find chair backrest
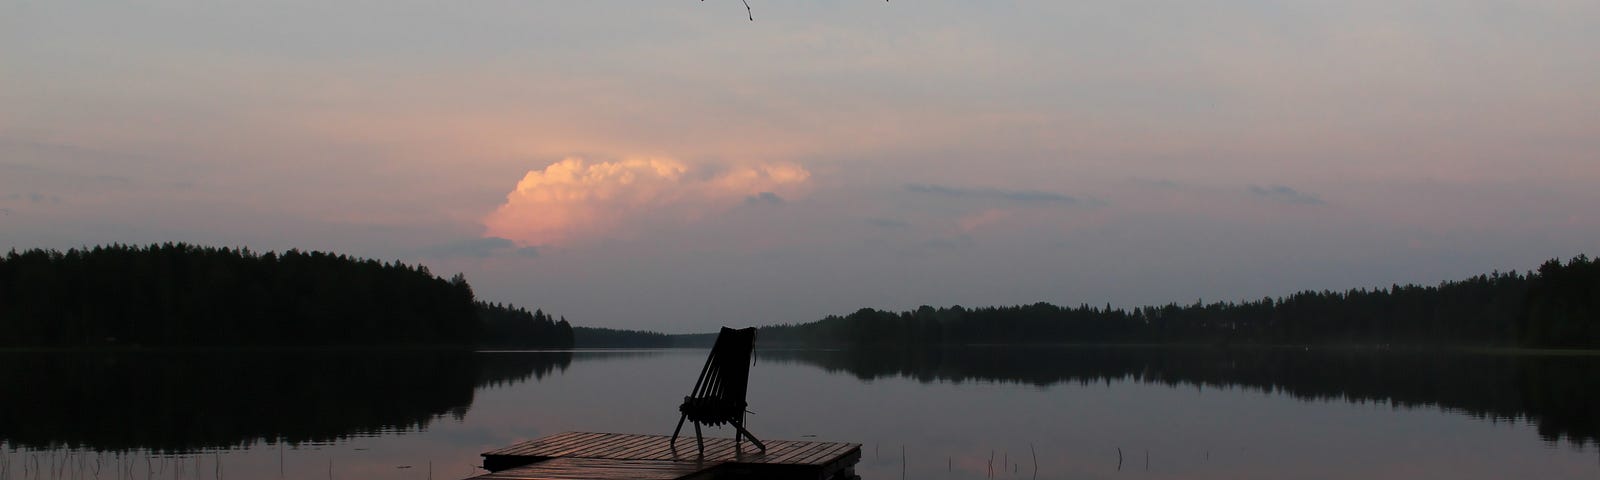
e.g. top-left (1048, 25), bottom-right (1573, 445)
top-left (686, 327), bottom-right (757, 408)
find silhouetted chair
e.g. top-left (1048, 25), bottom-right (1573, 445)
top-left (670, 326), bottom-right (766, 456)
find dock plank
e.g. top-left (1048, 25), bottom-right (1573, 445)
top-left (802, 444), bottom-right (854, 465)
top-left (772, 441), bottom-right (831, 464)
top-left (601, 432), bottom-right (662, 460)
top-left (770, 441), bottom-right (821, 463)
top-left (470, 457), bottom-right (712, 480)
top-left (597, 434), bottom-right (660, 458)
top-left (803, 443), bottom-right (851, 465)
top-left (496, 432), bottom-right (604, 457)
top-left (752, 441), bottom-right (796, 460)
top-left (544, 433), bottom-right (625, 458)
top-left (495, 431), bottom-right (592, 455)
top-left (567, 433), bottom-right (639, 457)
top-left (479, 432), bottom-right (861, 480)
top-left (763, 440), bottom-right (808, 460)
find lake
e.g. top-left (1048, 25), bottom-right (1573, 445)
top-left (2, 347), bottom-right (1596, 479)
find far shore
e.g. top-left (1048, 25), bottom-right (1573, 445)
top-left (11, 342), bottom-right (1598, 356)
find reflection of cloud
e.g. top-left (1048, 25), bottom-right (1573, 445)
top-left (484, 156), bottom-right (810, 246)
top-left (419, 237), bottom-right (539, 258)
top-left (905, 183), bottom-right (1080, 204)
top-left (1248, 185), bottom-right (1324, 205)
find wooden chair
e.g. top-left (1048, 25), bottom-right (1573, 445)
top-left (670, 326), bottom-right (766, 456)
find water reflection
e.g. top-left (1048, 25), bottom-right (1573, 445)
top-left (2, 347), bottom-right (1596, 480)
top-left (0, 350), bottom-right (571, 452)
top-left (760, 346), bottom-right (1600, 446)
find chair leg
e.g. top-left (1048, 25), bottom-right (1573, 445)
top-left (732, 421), bottom-right (766, 452)
top-left (693, 422), bottom-right (705, 457)
top-left (671, 413), bottom-right (688, 450)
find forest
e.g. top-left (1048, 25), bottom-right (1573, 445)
top-left (478, 303), bottom-right (574, 349)
top-left (4, 244), bottom-right (1594, 350)
top-left (570, 327), bottom-right (716, 348)
top-left (761, 256), bottom-right (1600, 349)
top-left (571, 326), bottom-right (673, 348)
top-left (0, 244), bottom-right (573, 348)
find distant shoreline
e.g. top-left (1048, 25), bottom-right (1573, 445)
top-left (9, 343), bottom-right (1596, 356)
top-left (758, 342), bottom-right (1600, 355)
top-left (0, 344), bottom-right (477, 353)
top-left (1, 244), bottom-right (573, 349)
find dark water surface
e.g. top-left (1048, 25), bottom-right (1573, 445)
top-left (1, 347), bottom-right (1596, 479)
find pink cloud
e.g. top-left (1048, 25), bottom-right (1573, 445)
top-left (482, 156), bottom-right (809, 247)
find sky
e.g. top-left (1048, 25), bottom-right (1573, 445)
top-left (2, 1), bottom-right (1597, 332)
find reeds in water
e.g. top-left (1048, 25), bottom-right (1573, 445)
top-left (0, 450), bottom-right (229, 480)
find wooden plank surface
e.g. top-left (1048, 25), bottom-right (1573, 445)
top-left (479, 431), bottom-right (864, 480)
top-left (486, 432), bottom-right (596, 457)
top-left (485, 433), bottom-right (857, 466)
top-left (470, 457), bottom-right (712, 480)
top-left (799, 443), bottom-right (854, 464)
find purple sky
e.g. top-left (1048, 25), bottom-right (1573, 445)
top-left (3, 2), bottom-right (1597, 332)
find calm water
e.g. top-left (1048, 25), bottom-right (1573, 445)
top-left (2, 347), bottom-right (1597, 479)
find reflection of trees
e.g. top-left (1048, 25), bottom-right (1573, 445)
top-left (0, 351), bottom-right (572, 452)
top-left (763, 347), bottom-right (1600, 446)
top-left (476, 351), bottom-right (573, 388)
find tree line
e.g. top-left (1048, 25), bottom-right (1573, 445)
top-left (761, 255), bottom-right (1599, 349)
top-left (572, 326), bottom-right (673, 348)
top-left (569, 327), bottom-right (719, 348)
top-left (0, 243), bottom-right (573, 348)
top-left (478, 303), bottom-right (574, 349)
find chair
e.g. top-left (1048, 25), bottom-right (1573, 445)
top-left (670, 326), bottom-right (766, 456)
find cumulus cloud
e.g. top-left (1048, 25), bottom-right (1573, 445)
top-left (905, 183), bottom-right (1081, 204)
top-left (1248, 185), bottom-right (1324, 205)
top-left (483, 157), bottom-right (810, 246)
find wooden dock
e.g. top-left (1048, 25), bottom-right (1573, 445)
top-left (474, 431), bottom-right (860, 480)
